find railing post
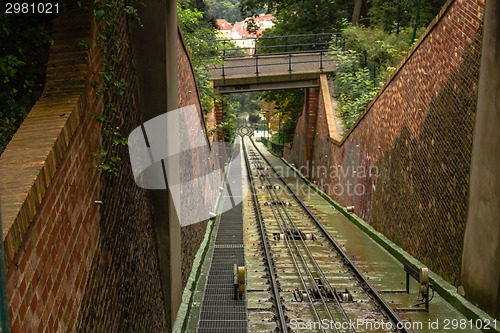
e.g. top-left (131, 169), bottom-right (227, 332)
top-left (288, 53), bottom-right (292, 78)
top-left (255, 54), bottom-right (259, 78)
top-left (223, 40), bottom-right (226, 58)
top-left (285, 36), bottom-right (288, 53)
top-left (320, 51), bottom-right (323, 72)
top-left (222, 62), bottom-right (226, 84)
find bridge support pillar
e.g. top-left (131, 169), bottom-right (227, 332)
top-left (305, 87), bottom-right (320, 176)
top-left (130, 0), bottom-right (182, 329)
top-left (461, 0), bottom-right (500, 318)
top-left (215, 99), bottom-right (224, 141)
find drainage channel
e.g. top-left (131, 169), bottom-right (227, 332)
top-left (197, 139), bottom-right (247, 333)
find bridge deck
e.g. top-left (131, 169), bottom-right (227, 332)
top-left (209, 52), bottom-right (335, 92)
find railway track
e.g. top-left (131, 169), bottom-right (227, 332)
top-left (243, 137), bottom-right (412, 333)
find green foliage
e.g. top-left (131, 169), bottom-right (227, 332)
top-left (331, 49), bottom-right (379, 132)
top-left (341, 25), bottom-right (424, 82)
top-left (180, 0), bottom-right (217, 28)
top-left (233, 92), bottom-right (261, 114)
top-left (248, 114), bottom-right (260, 124)
top-left (0, 10), bottom-right (53, 155)
top-left (261, 89), bottom-right (304, 145)
top-left (205, 0), bottom-right (242, 22)
top-left (221, 94), bottom-right (240, 142)
top-left (241, 0), bottom-right (352, 34)
top-left (178, 3), bottom-right (221, 115)
top-left (90, 0), bottom-right (141, 175)
top-left (368, 0), bottom-right (447, 33)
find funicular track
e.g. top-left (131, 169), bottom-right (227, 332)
top-left (243, 137), bottom-right (412, 333)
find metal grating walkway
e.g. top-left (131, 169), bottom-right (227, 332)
top-left (197, 141), bottom-right (247, 333)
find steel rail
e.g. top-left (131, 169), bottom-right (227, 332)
top-left (255, 148), bottom-right (355, 330)
top-left (248, 145), bottom-right (336, 333)
top-left (264, 179), bottom-right (356, 333)
top-left (246, 143), bottom-right (326, 332)
top-left (242, 139), bottom-right (288, 333)
top-left (250, 138), bottom-right (413, 333)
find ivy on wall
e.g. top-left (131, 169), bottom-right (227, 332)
top-left (87, 0), bottom-right (141, 174)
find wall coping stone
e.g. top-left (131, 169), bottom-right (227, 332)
top-left (319, 74), bottom-right (342, 143)
top-left (0, 12), bottom-right (91, 270)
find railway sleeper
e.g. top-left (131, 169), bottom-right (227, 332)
top-left (263, 200), bottom-right (292, 206)
top-left (257, 185), bottom-right (281, 190)
top-left (292, 287), bottom-right (354, 302)
top-left (273, 231), bottom-right (314, 241)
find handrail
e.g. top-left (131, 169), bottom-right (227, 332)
top-left (209, 48), bottom-right (334, 60)
top-left (207, 32), bottom-right (341, 43)
top-left (205, 32), bottom-right (346, 61)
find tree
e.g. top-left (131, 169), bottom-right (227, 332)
top-left (368, 0), bottom-right (447, 33)
top-left (332, 49), bottom-right (379, 131)
top-left (205, 0), bottom-right (243, 22)
top-left (242, 0), bottom-right (353, 36)
top-left (0, 9), bottom-right (53, 155)
top-left (178, 3), bottom-right (220, 114)
top-left (260, 89), bottom-right (304, 145)
top-left (248, 114), bottom-right (260, 124)
top-left (352, 0), bottom-right (366, 26)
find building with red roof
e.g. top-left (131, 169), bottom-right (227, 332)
top-left (216, 14), bottom-right (275, 54)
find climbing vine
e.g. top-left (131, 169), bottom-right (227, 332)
top-left (87, 0), bottom-right (140, 174)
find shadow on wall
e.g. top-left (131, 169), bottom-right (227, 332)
top-left (370, 26), bottom-right (482, 286)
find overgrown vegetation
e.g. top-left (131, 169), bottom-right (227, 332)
top-left (239, 0), bottom-right (447, 137)
top-left (179, 1), bottom-right (265, 142)
top-left (261, 90), bottom-right (304, 145)
top-left (341, 23), bottom-right (426, 82)
top-left (0, 10), bottom-right (53, 155)
top-left (88, 0), bottom-right (142, 174)
top-left (331, 49), bottom-right (379, 131)
top-left (178, 2), bottom-right (220, 116)
top-left (205, 0), bottom-right (243, 23)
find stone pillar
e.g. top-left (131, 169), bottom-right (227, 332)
top-left (130, 0), bottom-right (182, 329)
top-left (461, 0), bottom-right (500, 318)
top-left (306, 87), bottom-right (319, 163)
top-left (165, 0), bottom-right (182, 326)
top-left (214, 99), bottom-right (224, 142)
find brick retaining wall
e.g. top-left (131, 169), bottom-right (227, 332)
top-left (0, 6), bottom-right (215, 331)
top-left (288, 0), bottom-right (485, 285)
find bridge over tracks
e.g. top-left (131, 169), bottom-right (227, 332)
top-left (206, 33), bottom-right (344, 94)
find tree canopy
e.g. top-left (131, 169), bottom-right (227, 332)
top-left (205, 0), bottom-right (242, 22)
top-left (0, 10), bottom-right (53, 155)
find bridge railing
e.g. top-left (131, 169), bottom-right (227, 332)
top-left (207, 33), bottom-right (345, 59)
top-left (206, 33), bottom-right (345, 81)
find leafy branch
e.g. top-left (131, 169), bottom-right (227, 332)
top-left (89, 0), bottom-right (141, 175)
